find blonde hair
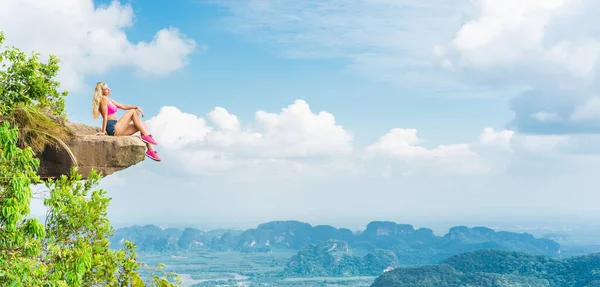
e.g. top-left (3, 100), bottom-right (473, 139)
top-left (92, 82), bottom-right (106, 119)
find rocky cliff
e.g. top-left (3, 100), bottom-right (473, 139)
top-left (37, 122), bottom-right (146, 179)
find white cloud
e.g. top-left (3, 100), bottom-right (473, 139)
top-left (436, 0), bottom-right (600, 79)
top-left (531, 111), bottom-right (563, 123)
top-left (207, 107), bottom-right (241, 132)
top-left (0, 0), bottom-right (198, 91)
top-left (474, 127), bottom-right (600, 159)
top-left (365, 128), bottom-right (476, 160)
top-left (150, 100), bottom-right (600, 179)
top-left (544, 40), bottom-right (600, 78)
top-left (478, 128), bottom-right (514, 150)
top-left (149, 100), bottom-right (354, 158)
top-left (145, 101), bottom-right (511, 178)
top-left (364, 128), bottom-right (487, 175)
top-left (145, 100), bottom-right (356, 177)
top-left (510, 133), bottom-right (568, 156)
top-left (438, 0), bottom-right (570, 69)
top-left (571, 97), bottom-right (600, 121)
top-left (251, 100), bottom-right (354, 158)
top-left (429, 0), bottom-right (600, 135)
top-left (137, 101), bottom-right (600, 184)
top-left (144, 106), bottom-right (211, 150)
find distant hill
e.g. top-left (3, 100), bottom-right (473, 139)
top-left (111, 225), bottom-right (181, 252)
top-left (371, 249), bottom-right (600, 287)
top-left (283, 240), bottom-right (397, 277)
top-left (111, 225), bottom-right (242, 252)
top-left (110, 221), bottom-right (560, 262)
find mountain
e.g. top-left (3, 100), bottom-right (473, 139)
top-left (371, 249), bottom-right (600, 287)
top-left (357, 222), bottom-right (559, 266)
top-left (283, 240), bottom-right (397, 277)
top-left (111, 225), bottom-right (180, 252)
top-left (235, 221), bottom-right (354, 250)
top-left (109, 221), bottom-right (560, 261)
top-left (111, 225), bottom-right (241, 252)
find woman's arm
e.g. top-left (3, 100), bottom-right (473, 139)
top-left (111, 99), bottom-right (138, 110)
top-left (100, 97), bottom-right (108, 134)
top-left (112, 99), bottom-right (144, 117)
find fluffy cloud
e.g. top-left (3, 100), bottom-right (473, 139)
top-left (364, 128), bottom-right (486, 175)
top-left (144, 100), bottom-right (359, 179)
top-left (0, 0), bottom-right (198, 91)
top-left (571, 97), bottom-right (600, 121)
top-left (437, 1), bottom-right (573, 71)
top-left (147, 100), bottom-right (354, 157)
top-left (143, 106), bottom-right (212, 150)
top-left (363, 127), bottom-right (521, 177)
top-left (435, 0), bottom-right (600, 135)
top-left (478, 128), bottom-right (514, 151)
top-left (436, 0), bottom-right (600, 78)
top-left (144, 98), bottom-right (600, 182)
top-left (142, 100), bottom-right (521, 179)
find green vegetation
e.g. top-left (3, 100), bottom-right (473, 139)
top-left (132, 247), bottom-right (600, 287)
top-left (136, 249), bottom-right (377, 287)
top-left (372, 249), bottom-right (600, 287)
top-left (0, 32), bottom-right (71, 154)
top-left (0, 31), bottom-right (179, 286)
top-left (283, 240), bottom-right (397, 277)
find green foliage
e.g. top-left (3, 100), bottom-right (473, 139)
top-left (0, 121), bottom-right (46, 285)
top-left (0, 32), bottom-right (66, 116)
top-left (0, 31), bottom-right (71, 153)
top-left (41, 169), bottom-right (139, 286)
top-left (372, 249), bottom-right (600, 287)
top-left (283, 240), bottom-right (398, 277)
top-left (0, 121), bottom-right (181, 286)
top-left (372, 263), bottom-right (552, 287)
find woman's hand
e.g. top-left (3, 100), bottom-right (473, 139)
top-left (96, 131), bottom-right (106, 136)
top-left (136, 106), bottom-right (145, 117)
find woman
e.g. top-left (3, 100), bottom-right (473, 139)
top-left (92, 82), bottom-right (161, 162)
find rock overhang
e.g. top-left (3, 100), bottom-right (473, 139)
top-left (37, 122), bottom-right (146, 180)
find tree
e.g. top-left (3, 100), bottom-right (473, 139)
top-left (0, 31), bottom-right (72, 155)
top-left (0, 31), bottom-right (181, 286)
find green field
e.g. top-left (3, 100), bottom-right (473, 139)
top-left (137, 250), bottom-right (376, 287)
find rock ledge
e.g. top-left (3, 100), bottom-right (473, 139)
top-left (37, 122), bottom-right (146, 179)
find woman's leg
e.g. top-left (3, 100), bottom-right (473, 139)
top-left (114, 110), bottom-right (157, 149)
top-left (119, 123), bottom-right (155, 152)
top-left (114, 110), bottom-right (148, 136)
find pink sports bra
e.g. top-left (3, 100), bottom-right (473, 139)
top-left (107, 99), bottom-right (118, 116)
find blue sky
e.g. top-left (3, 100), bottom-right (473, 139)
top-left (4, 0), bottom-right (600, 230)
top-left (65, 0), bottom-right (513, 147)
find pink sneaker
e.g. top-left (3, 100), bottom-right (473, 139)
top-left (141, 134), bottom-right (158, 145)
top-left (145, 150), bottom-right (161, 162)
